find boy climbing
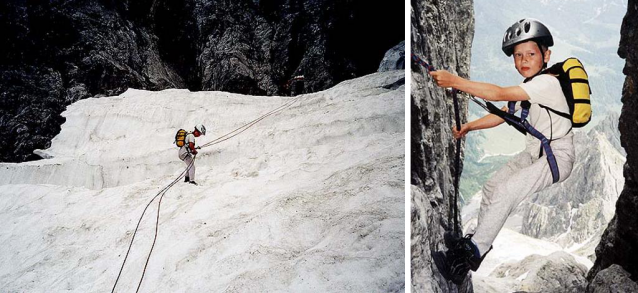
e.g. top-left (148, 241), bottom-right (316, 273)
top-left (177, 124), bottom-right (206, 185)
top-left (428, 18), bottom-right (586, 284)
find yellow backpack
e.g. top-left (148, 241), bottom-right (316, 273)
top-left (174, 129), bottom-right (187, 147)
top-left (544, 58), bottom-right (592, 127)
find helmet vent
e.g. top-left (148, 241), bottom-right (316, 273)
top-left (516, 28), bottom-right (521, 36)
top-left (524, 22), bottom-right (531, 33)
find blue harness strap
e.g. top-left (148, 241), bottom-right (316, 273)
top-left (507, 101), bottom-right (560, 183)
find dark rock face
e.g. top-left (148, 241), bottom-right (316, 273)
top-left (411, 0), bottom-right (474, 292)
top-left (587, 0), bottom-right (638, 285)
top-left (0, 0), bottom-right (403, 162)
top-left (378, 41), bottom-right (405, 72)
top-left (587, 265), bottom-right (638, 293)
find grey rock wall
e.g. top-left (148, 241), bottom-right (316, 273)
top-left (411, 0), bottom-right (474, 292)
top-left (587, 264), bottom-right (638, 293)
top-left (378, 41), bottom-right (405, 72)
top-left (587, 0), bottom-right (638, 287)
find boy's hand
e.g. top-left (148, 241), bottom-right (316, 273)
top-left (452, 124), bottom-right (470, 140)
top-left (429, 70), bottom-right (457, 88)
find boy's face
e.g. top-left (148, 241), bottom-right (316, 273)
top-left (512, 41), bottom-right (550, 78)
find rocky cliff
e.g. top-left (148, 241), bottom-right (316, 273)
top-left (378, 41), bottom-right (405, 72)
top-left (411, 0), bottom-right (474, 292)
top-left (586, 0), bottom-right (638, 288)
top-left (0, 0), bottom-right (403, 162)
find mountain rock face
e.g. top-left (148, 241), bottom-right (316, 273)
top-left (587, 0), bottom-right (638, 288)
top-left (411, 0), bottom-right (473, 292)
top-left (378, 41), bottom-right (405, 72)
top-left (587, 264), bottom-right (638, 293)
top-left (519, 113), bottom-right (625, 252)
top-left (0, 0), bottom-right (403, 163)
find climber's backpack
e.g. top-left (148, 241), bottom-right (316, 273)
top-left (543, 57), bottom-right (592, 128)
top-left (174, 129), bottom-right (187, 147)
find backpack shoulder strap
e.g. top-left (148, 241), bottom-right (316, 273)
top-left (544, 62), bottom-right (563, 75)
top-left (523, 71), bottom-right (572, 120)
top-left (539, 104), bottom-right (571, 120)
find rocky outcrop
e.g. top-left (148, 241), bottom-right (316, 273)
top-left (378, 41), bottom-right (405, 72)
top-left (587, 265), bottom-right (638, 293)
top-left (586, 0), bottom-right (638, 286)
top-left (411, 0), bottom-right (474, 292)
top-left (490, 251), bottom-right (588, 293)
top-left (0, 0), bottom-right (403, 162)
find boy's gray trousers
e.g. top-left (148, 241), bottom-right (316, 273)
top-left (472, 132), bottom-right (575, 256)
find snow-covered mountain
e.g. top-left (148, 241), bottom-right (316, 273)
top-left (0, 71), bottom-right (405, 292)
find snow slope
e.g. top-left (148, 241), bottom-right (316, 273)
top-left (0, 71), bottom-right (405, 292)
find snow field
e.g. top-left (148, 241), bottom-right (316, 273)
top-left (0, 71), bottom-right (405, 292)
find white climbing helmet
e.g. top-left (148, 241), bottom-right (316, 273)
top-left (195, 124), bottom-right (206, 135)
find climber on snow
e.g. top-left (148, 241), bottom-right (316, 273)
top-left (175, 124), bottom-right (206, 185)
top-left (428, 19), bottom-right (588, 284)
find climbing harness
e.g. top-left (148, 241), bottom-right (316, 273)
top-left (111, 94), bottom-right (304, 292)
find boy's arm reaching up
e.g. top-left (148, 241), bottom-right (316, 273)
top-left (430, 70), bottom-right (530, 102)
